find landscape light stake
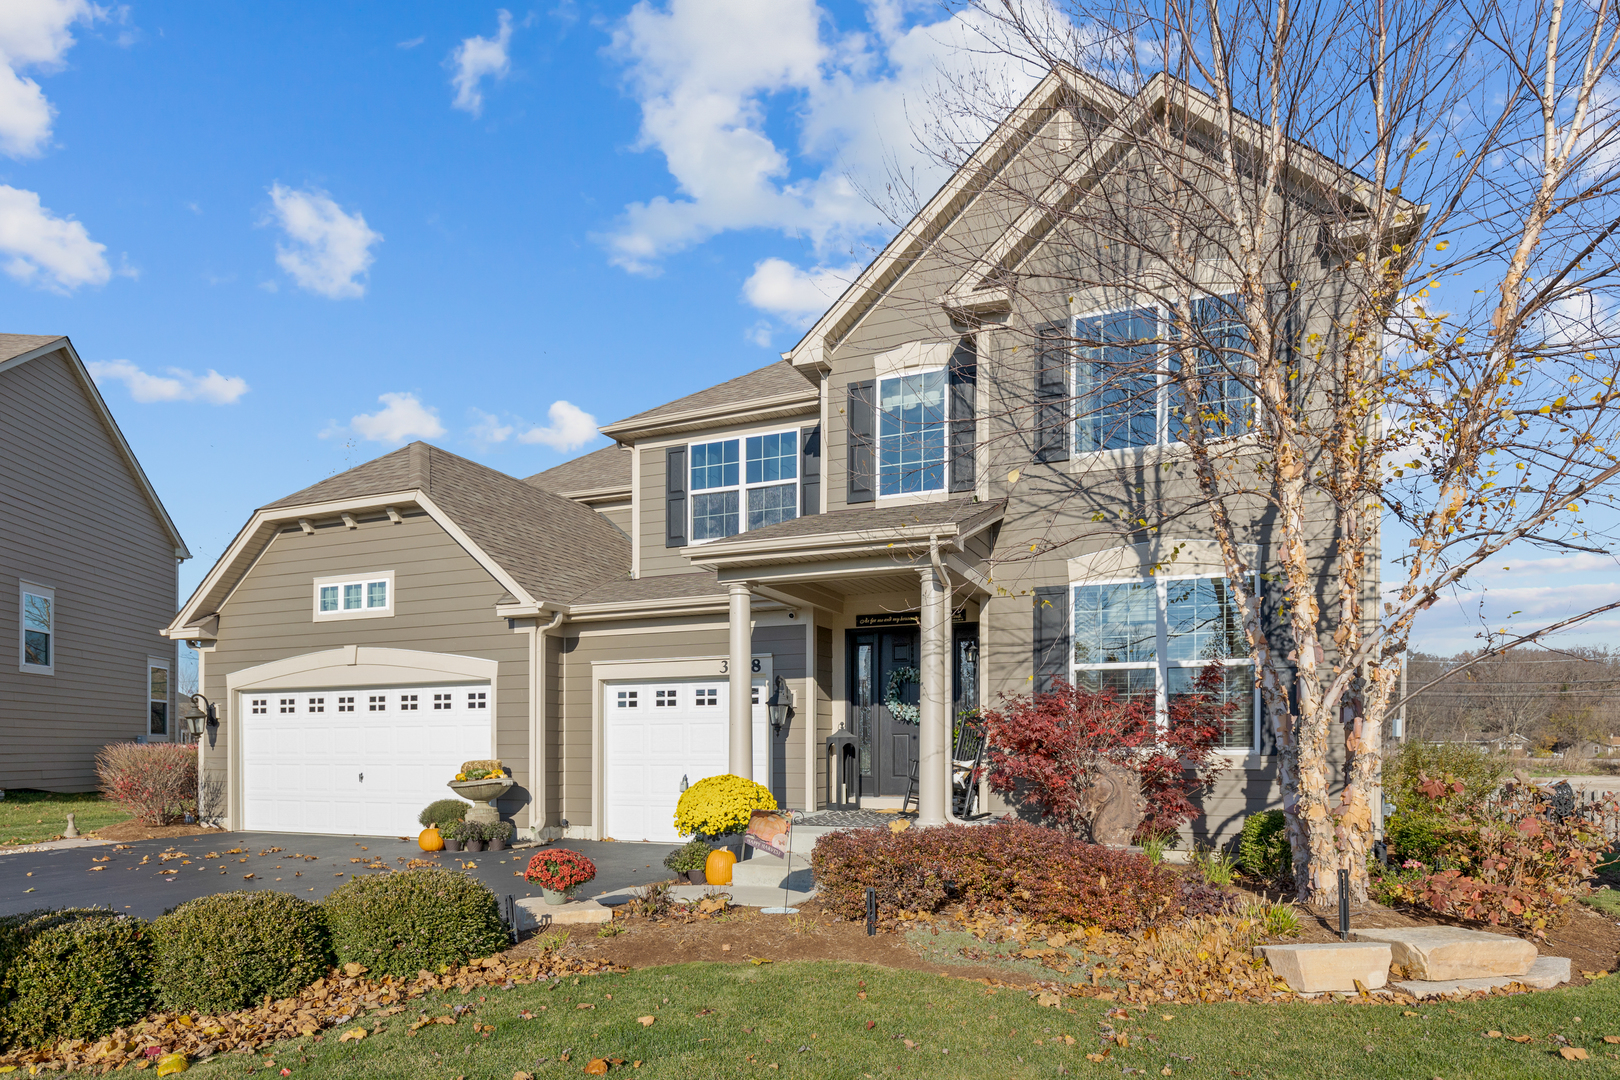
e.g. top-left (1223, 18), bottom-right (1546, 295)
top-left (1338, 870), bottom-right (1350, 941)
top-left (506, 895), bottom-right (520, 944)
top-left (866, 887), bottom-right (877, 936)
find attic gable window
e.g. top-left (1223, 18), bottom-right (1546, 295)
top-left (312, 571), bottom-right (394, 621)
top-left (688, 431), bottom-right (798, 542)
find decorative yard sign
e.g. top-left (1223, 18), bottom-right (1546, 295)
top-left (743, 809), bottom-right (792, 858)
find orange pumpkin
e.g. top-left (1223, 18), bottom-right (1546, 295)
top-left (704, 848), bottom-right (736, 886)
top-left (418, 827), bottom-right (444, 852)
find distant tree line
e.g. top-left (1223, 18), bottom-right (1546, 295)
top-left (1402, 649), bottom-right (1620, 755)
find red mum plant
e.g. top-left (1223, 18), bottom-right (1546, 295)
top-left (525, 848), bottom-right (597, 893)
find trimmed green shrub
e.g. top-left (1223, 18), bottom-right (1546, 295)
top-left (1238, 810), bottom-right (1290, 879)
top-left (664, 839), bottom-right (712, 874)
top-left (419, 798), bottom-right (471, 829)
top-left (321, 868), bottom-right (509, 977)
top-left (0, 911), bottom-right (153, 1047)
top-left (1385, 740), bottom-right (1507, 814)
top-left (811, 821), bottom-right (1184, 929)
top-left (1385, 812), bottom-right (1480, 866)
top-left (151, 892), bottom-right (331, 1014)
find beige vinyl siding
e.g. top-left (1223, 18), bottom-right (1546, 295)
top-left (201, 512), bottom-right (532, 825)
top-left (594, 501), bottom-right (632, 538)
top-left (0, 349), bottom-right (178, 791)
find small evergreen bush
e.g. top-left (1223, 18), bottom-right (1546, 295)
top-left (419, 799), bottom-right (471, 829)
top-left (322, 868), bottom-right (509, 977)
top-left (151, 892), bottom-right (331, 1014)
top-left (0, 911), bottom-right (153, 1047)
top-left (664, 839), bottom-right (712, 873)
top-left (1237, 810), bottom-right (1290, 879)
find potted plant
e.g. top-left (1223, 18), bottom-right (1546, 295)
top-left (525, 847), bottom-right (596, 905)
top-left (673, 773), bottom-right (776, 860)
top-left (663, 838), bottom-right (713, 883)
top-left (487, 821), bottom-right (514, 851)
top-left (461, 820), bottom-right (487, 852)
top-left (441, 821), bottom-right (464, 852)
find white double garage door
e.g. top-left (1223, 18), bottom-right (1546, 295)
top-left (239, 684), bottom-right (493, 836)
top-left (604, 677), bottom-right (767, 843)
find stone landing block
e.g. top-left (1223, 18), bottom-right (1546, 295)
top-left (1348, 927), bottom-right (1536, 981)
top-left (514, 897), bottom-right (613, 929)
top-left (1395, 954), bottom-right (1572, 998)
top-left (1256, 942), bottom-right (1391, 993)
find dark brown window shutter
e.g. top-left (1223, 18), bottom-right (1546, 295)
top-left (948, 336), bottom-right (977, 492)
top-left (800, 424), bottom-right (821, 516)
top-left (1035, 322), bottom-right (1070, 462)
top-left (665, 446), bottom-right (687, 548)
top-left (1033, 585), bottom-right (1069, 693)
top-left (847, 381), bottom-right (875, 504)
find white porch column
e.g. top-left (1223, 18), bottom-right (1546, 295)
top-left (917, 554), bottom-right (950, 827)
top-left (728, 582), bottom-right (753, 779)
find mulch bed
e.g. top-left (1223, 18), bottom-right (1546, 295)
top-left (91, 821), bottom-right (228, 842)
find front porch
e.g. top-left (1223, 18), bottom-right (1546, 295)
top-left (686, 498), bottom-right (1005, 828)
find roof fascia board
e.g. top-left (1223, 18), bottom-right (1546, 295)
top-left (685, 522), bottom-right (965, 565)
top-left (2, 337), bottom-right (193, 559)
top-left (783, 68), bottom-right (1079, 366)
top-left (554, 485), bottom-right (632, 503)
top-left (600, 389), bottom-right (820, 443)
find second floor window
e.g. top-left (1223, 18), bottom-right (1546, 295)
top-left (689, 431), bottom-right (798, 541)
top-left (878, 369), bottom-right (946, 495)
top-left (313, 572), bottom-right (393, 620)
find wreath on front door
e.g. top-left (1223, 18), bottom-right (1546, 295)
top-left (884, 666), bottom-right (920, 725)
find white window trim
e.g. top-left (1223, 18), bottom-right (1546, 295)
top-left (1068, 570), bottom-right (1261, 755)
top-left (18, 581), bottom-right (54, 676)
top-left (147, 657), bottom-right (171, 740)
top-left (312, 570), bottom-right (395, 621)
top-left (1069, 295), bottom-right (1252, 461)
top-left (687, 428), bottom-right (802, 545)
top-left (876, 365), bottom-right (951, 500)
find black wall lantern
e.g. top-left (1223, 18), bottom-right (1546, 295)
top-left (766, 677), bottom-right (793, 733)
top-left (187, 693), bottom-right (219, 737)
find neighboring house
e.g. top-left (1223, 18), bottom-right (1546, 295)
top-left (170, 69), bottom-right (1374, 841)
top-left (2, 334), bottom-right (190, 791)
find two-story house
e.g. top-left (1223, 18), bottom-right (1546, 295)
top-left (169, 68), bottom-right (1365, 842)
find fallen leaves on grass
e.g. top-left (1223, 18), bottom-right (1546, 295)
top-left (638, 1016), bottom-right (655, 1026)
top-left (1560, 1047), bottom-right (1590, 1061)
top-left (337, 1028), bottom-right (367, 1043)
top-left (585, 1059), bottom-right (609, 1075)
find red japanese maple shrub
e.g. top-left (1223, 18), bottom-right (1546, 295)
top-left (95, 742), bottom-right (198, 825)
top-left (525, 848), bottom-right (597, 892)
top-left (979, 666), bottom-right (1231, 838)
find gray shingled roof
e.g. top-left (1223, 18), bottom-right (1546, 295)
top-left (265, 442), bottom-right (630, 604)
top-left (604, 361), bottom-right (816, 430)
top-left (705, 497), bottom-right (1005, 546)
top-left (0, 334), bottom-right (64, 364)
top-left (567, 571), bottom-right (727, 606)
top-left (524, 444), bottom-right (632, 494)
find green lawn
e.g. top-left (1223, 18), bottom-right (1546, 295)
top-left (0, 790), bottom-right (129, 846)
top-left (1582, 889), bottom-right (1620, 918)
top-left (185, 959), bottom-right (1620, 1079)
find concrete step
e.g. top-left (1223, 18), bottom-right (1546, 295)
top-left (1396, 955), bottom-right (1571, 997)
top-left (667, 883), bottom-right (817, 908)
top-left (730, 851), bottom-right (814, 890)
top-left (1348, 927), bottom-right (1537, 981)
top-left (1255, 942), bottom-right (1391, 993)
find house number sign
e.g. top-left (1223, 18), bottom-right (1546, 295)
top-left (718, 658), bottom-right (764, 674)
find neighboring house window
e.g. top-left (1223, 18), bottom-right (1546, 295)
top-left (148, 661), bottom-right (169, 737)
top-left (878, 369), bottom-right (946, 495)
top-left (687, 431), bottom-right (799, 541)
top-left (1070, 573), bottom-right (1258, 751)
top-left (19, 583), bottom-right (53, 675)
top-left (1072, 295), bottom-right (1253, 453)
top-left (312, 571), bottom-right (394, 620)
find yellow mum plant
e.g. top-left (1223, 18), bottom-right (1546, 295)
top-left (673, 774), bottom-right (776, 837)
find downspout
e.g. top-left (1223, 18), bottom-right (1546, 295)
top-left (530, 609), bottom-right (565, 840)
top-left (930, 537), bottom-right (971, 826)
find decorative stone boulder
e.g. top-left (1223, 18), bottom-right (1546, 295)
top-left (1348, 927), bottom-right (1536, 981)
top-left (1256, 942), bottom-right (1391, 993)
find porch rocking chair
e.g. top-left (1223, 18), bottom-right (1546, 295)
top-left (901, 719), bottom-right (987, 819)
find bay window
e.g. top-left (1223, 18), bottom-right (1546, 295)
top-left (1071, 573), bottom-right (1257, 750)
top-left (689, 430), bottom-right (798, 542)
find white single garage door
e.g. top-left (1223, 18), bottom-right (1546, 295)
top-left (604, 677), bottom-right (766, 843)
top-left (240, 684), bottom-right (493, 836)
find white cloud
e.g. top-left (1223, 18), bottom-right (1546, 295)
top-left (349, 392), bottom-right (445, 444)
top-left (87, 358), bottom-right (249, 405)
top-left (0, 183), bottom-right (109, 291)
top-left (602, 0), bottom-right (1043, 275)
top-left (397, 36), bottom-right (425, 50)
top-left (517, 400), bottom-right (598, 451)
top-left (0, 0), bottom-right (98, 158)
top-left (265, 183), bottom-right (382, 299)
top-left (468, 408), bottom-right (514, 444)
top-left (743, 257), bottom-right (860, 324)
top-left (449, 10), bottom-right (513, 116)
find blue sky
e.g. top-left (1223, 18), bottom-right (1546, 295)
top-left (3, 0), bottom-right (1614, 656)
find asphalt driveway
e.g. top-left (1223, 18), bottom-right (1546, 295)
top-left (0, 833), bottom-right (680, 921)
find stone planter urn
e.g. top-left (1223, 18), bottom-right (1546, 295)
top-left (543, 887), bottom-right (574, 906)
top-left (449, 776), bottom-right (514, 827)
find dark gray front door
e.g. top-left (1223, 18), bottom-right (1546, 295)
top-left (850, 630), bottom-right (918, 798)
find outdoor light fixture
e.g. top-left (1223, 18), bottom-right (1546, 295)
top-left (188, 693), bottom-right (218, 735)
top-left (767, 677), bottom-right (793, 733)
